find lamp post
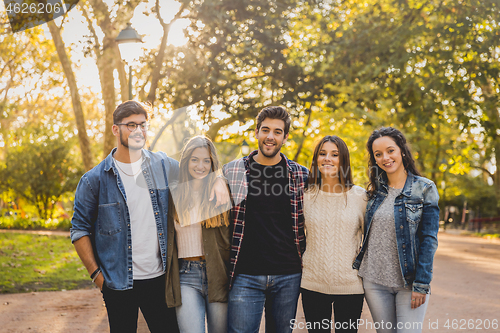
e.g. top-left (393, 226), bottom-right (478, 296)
top-left (241, 140), bottom-right (250, 156)
top-left (115, 23), bottom-right (143, 100)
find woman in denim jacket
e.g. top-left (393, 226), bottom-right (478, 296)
top-left (353, 127), bottom-right (439, 333)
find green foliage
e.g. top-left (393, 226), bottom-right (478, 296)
top-left (0, 216), bottom-right (71, 231)
top-left (0, 233), bottom-right (92, 293)
top-left (0, 128), bottom-right (83, 220)
top-left (2, 0), bottom-right (499, 221)
top-left (471, 233), bottom-right (500, 240)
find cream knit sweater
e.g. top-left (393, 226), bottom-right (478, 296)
top-left (301, 185), bottom-right (367, 295)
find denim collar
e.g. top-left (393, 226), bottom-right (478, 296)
top-left (103, 148), bottom-right (152, 173)
top-left (377, 171), bottom-right (415, 198)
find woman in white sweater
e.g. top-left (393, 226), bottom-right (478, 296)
top-left (301, 135), bottom-right (367, 333)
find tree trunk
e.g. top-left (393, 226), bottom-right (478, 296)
top-left (114, 44), bottom-right (128, 102)
top-left (97, 42), bottom-right (118, 158)
top-left (146, 24), bottom-right (169, 106)
top-left (206, 109), bottom-right (258, 141)
top-left (47, 21), bottom-right (94, 171)
top-left (148, 106), bottom-right (186, 151)
top-left (292, 109), bottom-right (312, 162)
top-left (86, 0), bottom-right (142, 158)
top-left (145, 1), bottom-right (185, 106)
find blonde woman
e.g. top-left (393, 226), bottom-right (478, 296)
top-left (165, 136), bottom-right (231, 333)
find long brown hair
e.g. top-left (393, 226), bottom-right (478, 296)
top-left (307, 135), bottom-right (354, 193)
top-left (172, 135), bottom-right (230, 228)
top-left (366, 127), bottom-right (421, 198)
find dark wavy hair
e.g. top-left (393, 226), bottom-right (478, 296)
top-left (113, 100), bottom-right (150, 124)
top-left (366, 127), bottom-right (420, 198)
top-left (307, 135), bottom-right (353, 193)
top-left (256, 106), bottom-right (291, 135)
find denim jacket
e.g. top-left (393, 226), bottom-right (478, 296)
top-left (353, 172), bottom-right (439, 294)
top-left (70, 148), bottom-right (179, 290)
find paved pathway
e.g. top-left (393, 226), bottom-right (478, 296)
top-left (0, 232), bottom-right (499, 332)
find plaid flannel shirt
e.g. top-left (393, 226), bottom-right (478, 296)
top-left (222, 150), bottom-right (309, 289)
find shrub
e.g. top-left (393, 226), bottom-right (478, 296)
top-left (0, 216), bottom-right (71, 231)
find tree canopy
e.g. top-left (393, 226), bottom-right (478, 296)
top-left (1, 0), bottom-right (499, 218)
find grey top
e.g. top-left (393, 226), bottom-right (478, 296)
top-left (359, 187), bottom-right (407, 288)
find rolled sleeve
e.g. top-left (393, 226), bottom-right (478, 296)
top-left (412, 281), bottom-right (430, 294)
top-left (70, 175), bottom-right (98, 243)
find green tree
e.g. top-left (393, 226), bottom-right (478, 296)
top-left (0, 129), bottom-right (83, 219)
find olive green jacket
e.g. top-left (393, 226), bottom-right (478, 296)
top-left (165, 199), bottom-right (231, 307)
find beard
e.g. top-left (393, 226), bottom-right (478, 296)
top-left (120, 129), bottom-right (145, 151)
top-left (258, 139), bottom-right (282, 158)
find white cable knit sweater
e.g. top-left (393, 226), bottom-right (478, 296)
top-left (301, 185), bottom-right (367, 295)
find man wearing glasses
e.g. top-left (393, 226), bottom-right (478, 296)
top-left (70, 101), bottom-right (227, 332)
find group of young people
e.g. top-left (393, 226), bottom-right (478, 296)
top-left (70, 101), bottom-right (440, 333)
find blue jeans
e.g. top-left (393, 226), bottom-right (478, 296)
top-left (176, 260), bottom-right (228, 333)
top-left (227, 273), bottom-right (302, 333)
top-left (363, 280), bottom-right (429, 333)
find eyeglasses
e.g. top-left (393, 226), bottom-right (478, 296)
top-left (115, 122), bottom-right (149, 132)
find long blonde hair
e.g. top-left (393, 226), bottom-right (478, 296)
top-left (172, 135), bottom-right (230, 228)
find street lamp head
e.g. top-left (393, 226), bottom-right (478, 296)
top-left (116, 23), bottom-right (144, 66)
top-left (241, 140), bottom-right (250, 155)
top-left (115, 23), bottom-right (143, 44)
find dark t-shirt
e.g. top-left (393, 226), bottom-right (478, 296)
top-left (236, 155), bottom-right (302, 275)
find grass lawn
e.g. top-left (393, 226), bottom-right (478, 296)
top-left (0, 233), bottom-right (93, 293)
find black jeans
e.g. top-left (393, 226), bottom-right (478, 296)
top-left (101, 274), bottom-right (179, 333)
top-left (300, 288), bottom-right (364, 333)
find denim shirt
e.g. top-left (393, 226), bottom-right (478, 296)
top-left (353, 172), bottom-right (440, 294)
top-left (70, 148), bottom-right (179, 290)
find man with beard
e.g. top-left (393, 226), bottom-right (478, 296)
top-left (70, 101), bottom-right (227, 332)
top-left (223, 106), bottom-right (309, 333)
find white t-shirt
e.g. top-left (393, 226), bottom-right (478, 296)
top-left (114, 157), bottom-right (163, 280)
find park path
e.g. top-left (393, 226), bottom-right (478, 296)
top-left (0, 232), bottom-right (499, 332)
